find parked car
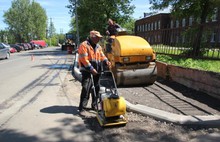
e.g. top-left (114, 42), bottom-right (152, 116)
top-left (17, 43), bottom-right (29, 51)
top-left (30, 40), bottom-right (47, 48)
top-left (33, 43), bottom-right (40, 49)
top-left (25, 43), bottom-right (32, 50)
top-left (2, 43), bottom-right (16, 53)
top-left (9, 47), bottom-right (17, 53)
top-left (10, 44), bottom-right (22, 52)
top-left (0, 43), bottom-right (10, 59)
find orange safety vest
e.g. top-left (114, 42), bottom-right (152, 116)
top-left (78, 40), bottom-right (107, 72)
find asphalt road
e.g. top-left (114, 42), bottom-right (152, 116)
top-left (0, 47), bottom-right (94, 142)
top-left (0, 47), bottom-right (219, 142)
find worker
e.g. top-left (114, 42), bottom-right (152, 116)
top-left (105, 18), bottom-right (122, 52)
top-left (106, 18), bottom-right (121, 37)
top-left (78, 30), bottom-right (111, 115)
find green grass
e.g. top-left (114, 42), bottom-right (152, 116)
top-left (156, 54), bottom-right (220, 73)
top-left (152, 45), bottom-right (220, 58)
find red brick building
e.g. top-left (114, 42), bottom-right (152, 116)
top-left (135, 10), bottom-right (220, 47)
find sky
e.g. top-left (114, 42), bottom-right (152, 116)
top-left (0, 0), bottom-right (170, 34)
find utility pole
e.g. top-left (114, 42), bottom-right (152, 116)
top-left (75, 0), bottom-right (80, 47)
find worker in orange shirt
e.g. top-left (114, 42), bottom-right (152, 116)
top-left (78, 30), bottom-right (111, 115)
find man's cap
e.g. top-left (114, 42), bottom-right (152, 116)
top-left (90, 30), bottom-right (103, 38)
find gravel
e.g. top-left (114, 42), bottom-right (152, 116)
top-left (64, 72), bottom-right (220, 142)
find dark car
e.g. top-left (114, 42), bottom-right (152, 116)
top-left (0, 43), bottom-right (10, 59)
top-left (25, 43), bottom-right (32, 50)
top-left (10, 44), bottom-right (22, 52)
top-left (17, 43), bottom-right (29, 51)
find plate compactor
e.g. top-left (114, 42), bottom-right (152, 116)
top-left (91, 71), bottom-right (127, 127)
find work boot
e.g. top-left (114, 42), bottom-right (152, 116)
top-left (91, 104), bottom-right (97, 111)
top-left (91, 106), bottom-right (97, 111)
top-left (78, 109), bottom-right (90, 117)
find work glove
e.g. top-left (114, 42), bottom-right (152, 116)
top-left (91, 68), bottom-right (98, 75)
top-left (106, 61), bottom-right (112, 69)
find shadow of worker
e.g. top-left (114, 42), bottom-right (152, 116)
top-left (40, 105), bottom-right (79, 115)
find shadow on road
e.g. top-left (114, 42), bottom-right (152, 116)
top-left (40, 105), bottom-right (79, 115)
top-left (0, 129), bottom-right (39, 142)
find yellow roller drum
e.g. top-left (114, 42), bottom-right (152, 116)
top-left (113, 35), bottom-right (153, 56)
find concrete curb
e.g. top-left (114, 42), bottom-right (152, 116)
top-left (126, 101), bottom-right (220, 127)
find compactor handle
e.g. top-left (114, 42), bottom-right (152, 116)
top-left (100, 61), bottom-right (110, 73)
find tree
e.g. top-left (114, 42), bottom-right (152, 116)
top-left (3, 0), bottom-right (47, 43)
top-left (48, 18), bottom-right (56, 38)
top-left (30, 1), bottom-right (47, 40)
top-left (0, 30), bottom-right (11, 43)
top-left (69, 17), bottom-right (76, 34)
top-left (149, 0), bottom-right (220, 56)
top-left (121, 18), bottom-right (136, 34)
top-left (67, 0), bottom-right (135, 41)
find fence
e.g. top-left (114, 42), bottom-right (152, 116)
top-left (150, 24), bottom-right (220, 60)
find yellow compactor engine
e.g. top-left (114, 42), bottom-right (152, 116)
top-left (104, 35), bottom-right (157, 86)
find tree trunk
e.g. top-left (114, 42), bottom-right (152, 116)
top-left (192, 26), bottom-right (203, 56)
top-left (192, 1), bottom-right (209, 57)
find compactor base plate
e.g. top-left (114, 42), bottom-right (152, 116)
top-left (96, 111), bottom-right (127, 127)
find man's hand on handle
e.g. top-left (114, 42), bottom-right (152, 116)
top-left (106, 61), bottom-right (112, 69)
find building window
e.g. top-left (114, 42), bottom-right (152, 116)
top-left (182, 35), bottom-right (185, 43)
top-left (171, 20), bottom-right (173, 28)
top-left (171, 35), bottom-right (173, 43)
top-left (176, 35), bottom-right (179, 43)
top-left (151, 23), bottom-right (154, 30)
top-left (158, 35), bottom-right (161, 42)
top-left (158, 20), bottom-right (161, 29)
top-left (155, 21), bottom-right (157, 30)
top-left (148, 23), bottom-right (150, 31)
top-left (176, 20), bottom-right (179, 28)
top-left (182, 19), bottom-right (186, 27)
top-left (211, 32), bottom-right (216, 43)
top-left (189, 16), bottom-right (193, 26)
top-left (145, 23), bottom-right (148, 31)
top-left (212, 8), bottom-right (218, 21)
top-left (219, 33), bottom-right (220, 43)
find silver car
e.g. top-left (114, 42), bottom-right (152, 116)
top-left (0, 43), bottom-right (10, 59)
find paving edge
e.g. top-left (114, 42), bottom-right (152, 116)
top-left (126, 101), bottom-right (220, 127)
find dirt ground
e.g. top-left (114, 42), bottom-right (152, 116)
top-left (118, 77), bottom-right (220, 116)
top-left (63, 71), bottom-right (220, 142)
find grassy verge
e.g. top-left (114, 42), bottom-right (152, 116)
top-left (153, 45), bottom-right (220, 58)
top-left (156, 54), bottom-right (220, 73)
